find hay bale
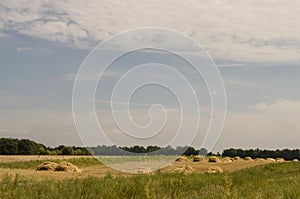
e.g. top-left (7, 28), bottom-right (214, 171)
top-left (193, 155), bottom-right (204, 162)
top-left (255, 158), bottom-right (265, 162)
top-left (173, 165), bottom-right (195, 174)
top-left (266, 158), bottom-right (276, 163)
top-left (275, 158), bottom-right (285, 163)
top-left (136, 167), bottom-right (152, 174)
top-left (36, 162), bottom-right (58, 171)
top-left (208, 156), bottom-right (221, 163)
top-left (244, 157), bottom-right (253, 161)
top-left (205, 166), bottom-right (223, 174)
top-left (234, 156), bottom-right (241, 161)
top-left (222, 157), bottom-right (233, 163)
top-left (293, 159), bottom-right (299, 162)
top-left (55, 162), bottom-right (80, 172)
top-left (175, 156), bottom-right (190, 162)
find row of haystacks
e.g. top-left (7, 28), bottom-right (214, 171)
top-left (175, 156), bottom-right (292, 163)
top-left (36, 161), bottom-right (80, 172)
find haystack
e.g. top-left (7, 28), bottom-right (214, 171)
top-left (175, 156), bottom-right (190, 162)
top-left (255, 158), bottom-right (265, 162)
top-left (205, 166), bottom-right (223, 174)
top-left (266, 158), bottom-right (276, 163)
top-left (208, 156), bottom-right (221, 163)
top-left (293, 159), bottom-right (299, 162)
top-left (36, 161), bottom-right (80, 172)
top-left (275, 158), bottom-right (285, 163)
top-left (173, 165), bottom-right (195, 174)
top-left (234, 156), bottom-right (241, 161)
top-left (55, 162), bottom-right (81, 172)
top-left (193, 155), bottom-right (204, 162)
top-left (222, 157), bottom-right (233, 163)
top-left (36, 162), bottom-right (58, 171)
top-left (244, 157), bottom-right (253, 161)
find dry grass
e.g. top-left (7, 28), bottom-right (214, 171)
top-left (0, 155), bottom-right (276, 181)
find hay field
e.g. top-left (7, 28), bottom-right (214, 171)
top-left (0, 155), bottom-right (272, 180)
top-left (0, 155), bottom-right (299, 198)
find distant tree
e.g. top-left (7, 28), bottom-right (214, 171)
top-left (0, 138), bottom-right (19, 155)
top-left (183, 146), bottom-right (199, 156)
top-left (18, 139), bottom-right (39, 155)
top-left (62, 146), bottom-right (73, 155)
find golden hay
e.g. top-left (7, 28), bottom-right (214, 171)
top-left (193, 155), bottom-right (204, 162)
top-left (205, 166), bottom-right (223, 174)
top-left (208, 156), bottom-right (221, 163)
top-left (266, 158), bottom-right (276, 163)
top-left (172, 165), bottom-right (195, 174)
top-left (55, 162), bottom-right (81, 172)
top-left (175, 156), bottom-right (190, 162)
top-left (255, 158), bottom-right (266, 162)
top-left (275, 158), bottom-right (285, 163)
top-left (36, 161), bottom-right (80, 172)
top-left (244, 157), bottom-right (253, 161)
top-left (222, 157), bottom-right (233, 163)
top-left (36, 162), bottom-right (58, 171)
top-left (234, 156), bottom-right (241, 161)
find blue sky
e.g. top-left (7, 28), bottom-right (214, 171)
top-left (0, 1), bottom-right (300, 152)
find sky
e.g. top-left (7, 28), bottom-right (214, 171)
top-left (0, 0), bottom-right (300, 152)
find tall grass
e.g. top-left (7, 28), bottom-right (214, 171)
top-left (0, 162), bottom-right (299, 198)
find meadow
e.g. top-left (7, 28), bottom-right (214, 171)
top-left (0, 156), bottom-right (299, 198)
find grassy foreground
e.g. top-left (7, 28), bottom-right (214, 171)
top-left (0, 162), bottom-right (299, 199)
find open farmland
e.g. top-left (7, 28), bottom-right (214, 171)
top-left (0, 155), bottom-right (299, 198)
top-left (0, 155), bottom-right (270, 180)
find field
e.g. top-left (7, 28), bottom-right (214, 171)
top-left (0, 156), bottom-right (299, 198)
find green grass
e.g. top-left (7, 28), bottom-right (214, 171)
top-left (0, 162), bottom-right (299, 198)
top-left (0, 158), bottom-right (102, 169)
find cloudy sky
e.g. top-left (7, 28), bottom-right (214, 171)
top-left (0, 0), bottom-right (299, 152)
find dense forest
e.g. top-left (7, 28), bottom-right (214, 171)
top-left (0, 138), bottom-right (299, 160)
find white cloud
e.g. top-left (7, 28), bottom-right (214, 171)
top-left (1, 0), bottom-right (300, 63)
top-left (16, 46), bottom-right (33, 52)
top-left (247, 98), bottom-right (300, 113)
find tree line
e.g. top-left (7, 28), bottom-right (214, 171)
top-left (0, 137), bottom-right (207, 156)
top-left (90, 145), bottom-right (208, 156)
top-left (1, 138), bottom-right (299, 160)
top-left (0, 138), bottom-right (90, 155)
top-left (222, 148), bottom-right (300, 161)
